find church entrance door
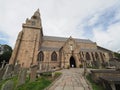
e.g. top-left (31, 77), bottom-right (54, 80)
top-left (69, 56), bottom-right (76, 68)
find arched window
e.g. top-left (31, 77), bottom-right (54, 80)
top-left (51, 51), bottom-right (57, 61)
top-left (100, 52), bottom-right (104, 63)
top-left (91, 52), bottom-right (95, 61)
top-left (95, 52), bottom-right (99, 60)
top-left (79, 52), bottom-right (82, 59)
top-left (38, 51), bottom-right (44, 61)
top-left (86, 52), bottom-right (91, 60)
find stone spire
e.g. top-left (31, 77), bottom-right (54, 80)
top-left (31, 9), bottom-right (40, 20)
top-left (23, 9), bottom-right (42, 29)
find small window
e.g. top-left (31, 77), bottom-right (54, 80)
top-left (32, 21), bottom-right (35, 25)
top-left (51, 51), bottom-right (57, 61)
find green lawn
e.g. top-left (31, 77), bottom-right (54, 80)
top-left (0, 72), bottom-right (62, 90)
top-left (86, 74), bottom-right (105, 90)
top-left (15, 77), bottom-right (52, 90)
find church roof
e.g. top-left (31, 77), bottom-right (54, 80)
top-left (43, 36), bottom-right (94, 43)
top-left (97, 46), bottom-right (112, 52)
top-left (80, 48), bottom-right (99, 52)
top-left (39, 46), bottom-right (60, 51)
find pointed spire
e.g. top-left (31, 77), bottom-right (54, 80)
top-left (37, 8), bottom-right (39, 12)
top-left (34, 8), bottom-right (40, 16)
top-left (70, 36), bottom-right (72, 40)
top-left (31, 9), bottom-right (40, 19)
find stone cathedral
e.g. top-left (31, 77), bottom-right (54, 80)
top-left (9, 9), bottom-right (114, 69)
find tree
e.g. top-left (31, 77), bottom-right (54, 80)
top-left (0, 44), bottom-right (12, 66)
top-left (114, 52), bottom-right (120, 62)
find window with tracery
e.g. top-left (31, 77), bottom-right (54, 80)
top-left (38, 51), bottom-right (44, 61)
top-left (95, 52), bottom-right (99, 60)
top-left (91, 52), bottom-right (95, 61)
top-left (86, 52), bottom-right (91, 60)
top-left (51, 51), bottom-right (57, 61)
top-left (100, 52), bottom-right (104, 63)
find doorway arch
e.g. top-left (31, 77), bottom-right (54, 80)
top-left (69, 56), bottom-right (76, 68)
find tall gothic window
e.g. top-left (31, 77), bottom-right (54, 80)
top-left (51, 51), bottom-right (57, 61)
top-left (100, 52), bottom-right (104, 63)
top-left (79, 52), bottom-right (82, 59)
top-left (95, 52), bottom-right (99, 60)
top-left (86, 52), bottom-right (91, 60)
top-left (91, 52), bottom-right (95, 61)
top-left (38, 51), bottom-right (44, 61)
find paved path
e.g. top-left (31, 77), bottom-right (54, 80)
top-left (48, 68), bottom-right (91, 90)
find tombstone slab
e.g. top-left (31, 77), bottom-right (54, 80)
top-left (1, 80), bottom-right (14, 90)
top-left (0, 68), bottom-right (6, 80)
top-left (2, 64), bottom-right (14, 80)
top-left (13, 64), bottom-right (20, 76)
top-left (17, 68), bottom-right (27, 86)
top-left (30, 65), bottom-right (38, 82)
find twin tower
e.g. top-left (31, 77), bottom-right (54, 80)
top-left (9, 9), bottom-right (43, 68)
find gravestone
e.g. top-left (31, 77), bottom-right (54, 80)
top-left (52, 72), bottom-right (55, 79)
top-left (2, 64), bottom-right (14, 80)
top-left (1, 60), bottom-right (6, 69)
top-left (17, 68), bottom-right (27, 86)
top-left (115, 61), bottom-right (120, 71)
top-left (13, 64), bottom-right (20, 76)
top-left (1, 80), bottom-right (14, 90)
top-left (0, 68), bottom-right (6, 80)
top-left (30, 65), bottom-right (38, 82)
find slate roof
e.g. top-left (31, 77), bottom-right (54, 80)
top-left (43, 36), bottom-right (94, 43)
top-left (80, 48), bottom-right (98, 52)
top-left (97, 46), bottom-right (112, 52)
top-left (39, 46), bottom-right (60, 51)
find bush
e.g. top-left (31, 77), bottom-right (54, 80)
top-left (67, 65), bottom-right (70, 69)
top-left (54, 72), bottom-right (61, 77)
top-left (79, 64), bottom-right (83, 68)
top-left (42, 72), bottom-right (52, 76)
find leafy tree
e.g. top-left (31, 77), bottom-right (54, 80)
top-left (0, 44), bottom-right (12, 66)
top-left (114, 52), bottom-right (120, 59)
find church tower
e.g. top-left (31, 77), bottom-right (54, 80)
top-left (9, 9), bottom-right (43, 68)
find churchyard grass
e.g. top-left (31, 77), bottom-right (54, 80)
top-left (0, 76), bottom-right (18, 90)
top-left (15, 72), bottom-right (61, 90)
top-left (86, 74), bottom-right (105, 90)
top-left (16, 77), bottom-right (51, 90)
top-left (0, 72), bottom-right (62, 90)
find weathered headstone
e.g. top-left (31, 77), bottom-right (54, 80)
top-left (1, 60), bottom-right (6, 69)
top-left (115, 61), bottom-right (120, 71)
top-left (2, 64), bottom-right (14, 80)
top-left (52, 72), bottom-right (55, 79)
top-left (17, 68), bottom-right (27, 86)
top-left (1, 80), bottom-right (14, 90)
top-left (0, 68), bottom-right (6, 80)
top-left (30, 65), bottom-right (38, 82)
top-left (13, 64), bottom-right (20, 76)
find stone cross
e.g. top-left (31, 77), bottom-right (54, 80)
top-left (1, 60), bottom-right (6, 69)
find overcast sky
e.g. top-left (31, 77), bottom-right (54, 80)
top-left (0, 0), bottom-right (120, 52)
